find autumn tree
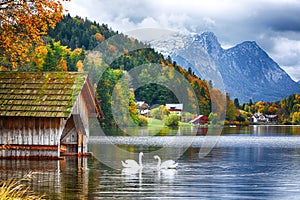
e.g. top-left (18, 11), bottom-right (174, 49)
top-left (96, 68), bottom-right (140, 127)
top-left (150, 105), bottom-right (170, 120)
top-left (0, 0), bottom-right (69, 70)
top-left (31, 39), bottom-right (84, 72)
top-left (226, 101), bottom-right (236, 122)
top-left (292, 112), bottom-right (300, 124)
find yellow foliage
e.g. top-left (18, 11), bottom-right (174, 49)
top-left (33, 45), bottom-right (48, 69)
top-left (90, 25), bottom-right (98, 30)
top-left (255, 101), bottom-right (265, 107)
top-left (0, 0), bottom-right (70, 69)
top-left (76, 60), bottom-right (84, 72)
top-left (187, 87), bottom-right (197, 111)
top-left (295, 94), bottom-right (300, 101)
top-left (72, 48), bottom-right (83, 55)
top-left (124, 48), bottom-right (129, 55)
top-left (167, 68), bottom-right (174, 79)
top-left (292, 112), bottom-right (300, 123)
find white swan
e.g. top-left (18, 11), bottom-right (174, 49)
top-left (154, 155), bottom-right (178, 170)
top-left (121, 152), bottom-right (143, 169)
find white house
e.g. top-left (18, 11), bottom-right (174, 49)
top-left (166, 104), bottom-right (183, 116)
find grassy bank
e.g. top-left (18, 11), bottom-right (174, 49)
top-left (148, 117), bottom-right (193, 128)
top-left (0, 174), bottom-right (45, 200)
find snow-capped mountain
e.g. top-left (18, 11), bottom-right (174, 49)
top-left (149, 32), bottom-right (300, 102)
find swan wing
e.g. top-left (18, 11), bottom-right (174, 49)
top-left (160, 160), bottom-right (178, 169)
top-left (121, 159), bottom-right (140, 168)
top-left (168, 162), bottom-right (178, 169)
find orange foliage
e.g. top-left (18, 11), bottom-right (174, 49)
top-left (94, 33), bottom-right (104, 41)
top-left (0, 0), bottom-right (70, 69)
top-left (124, 48), bottom-right (129, 55)
top-left (60, 58), bottom-right (68, 72)
top-left (108, 45), bottom-right (118, 54)
top-left (76, 60), bottom-right (84, 72)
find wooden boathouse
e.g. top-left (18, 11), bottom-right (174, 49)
top-left (0, 72), bottom-right (102, 159)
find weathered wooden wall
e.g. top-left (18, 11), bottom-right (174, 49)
top-left (56, 87), bottom-right (93, 156)
top-left (0, 117), bottom-right (64, 158)
top-left (67, 88), bottom-right (91, 155)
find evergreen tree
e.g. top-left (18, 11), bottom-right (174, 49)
top-left (234, 98), bottom-right (240, 109)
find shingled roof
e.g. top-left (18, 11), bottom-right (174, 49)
top-left (0, 72), bottom-right (89, 118)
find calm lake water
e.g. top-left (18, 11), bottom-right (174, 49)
top-left (1, 125), bottom-right (300, 199)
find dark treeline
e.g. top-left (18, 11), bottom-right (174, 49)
top-left (48, 13), bottom-right (117, 50)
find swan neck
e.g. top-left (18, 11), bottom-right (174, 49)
top-left (157, 156), bottom-right (161, 168)
top-left (139, 153), bottom-right (143, 166)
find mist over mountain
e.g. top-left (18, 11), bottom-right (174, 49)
top-left (149, 32), bottom-right (300, 103)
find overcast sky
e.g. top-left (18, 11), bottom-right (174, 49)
top-left (63, 0), bottom-right (300, 81)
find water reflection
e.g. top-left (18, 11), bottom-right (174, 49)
top-left (1, 126), bottom-right (300, 199)
top-left (1, 147), bottom-right (300, 199)
top-left (157, 169), bottom-right (177, 181)
top-left (223, 125), bottom-right (300, 136)
top-left (0, 158), bottom-right (95, 200)
top-left (97, 125), bottom-right (300, 137)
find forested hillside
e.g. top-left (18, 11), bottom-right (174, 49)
top-left (1, 12), bottom-right (298, 126)
top-left (46, 15), bottom-right (218, 126)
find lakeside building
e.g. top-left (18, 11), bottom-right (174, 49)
top-left (0, 72), bottom-right (102, 159)
top-left (249, 113), bottom-right (278, 124)
top-left (189, 115), bottom-right (209, 125)
top-left (166, 104), bottom-right (183, 116)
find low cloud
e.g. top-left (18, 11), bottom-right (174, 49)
top-left (64, 0), bottom-right (300, 81)
top-left (281, 66), bottom-right (300, 81)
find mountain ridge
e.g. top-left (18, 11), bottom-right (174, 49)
top-left (149, 31), bottom-right (300, 102)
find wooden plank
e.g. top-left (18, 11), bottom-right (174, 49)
top-left (0, 118), bottom-right (2, 145)
top-left (39, 118), bottom-right (43, 145)
top-left (77, 130), bottom-right (82, 154)
top-left (18, 118), bottom-right (23, 145)
top-left (33, 118), bottom-right (39, 145)
top-left (13, 119), bottom-right (17, 144)
top-left (60, 116), bottom-right (75, 143)
top-left (82, 134), bottom-right (87, 154)
top-left (50, 119), bottom-right (54, 145)
top-left (0, 144), bottom-right (60, 159)
top-left (26, 118), bottom-right (32, 145)
top-left (44, 119), bottom-right (50, 145)
top-left (4, 118), bottom-right (9, 144)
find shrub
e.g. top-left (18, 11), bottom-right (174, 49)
top-left (138, 115), bottom-right (148, 126)
top-left (165, 114), bottom-right (179, 127)
top-left (150, 105), bottom-right (169, 120)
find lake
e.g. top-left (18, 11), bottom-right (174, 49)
top-left (1, 125), bottom-right (300, 199)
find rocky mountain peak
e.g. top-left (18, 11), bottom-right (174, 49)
top-left (149, 31), bottom-right (300, 102)
top-left (194, 32), bottom-right (222, 56)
